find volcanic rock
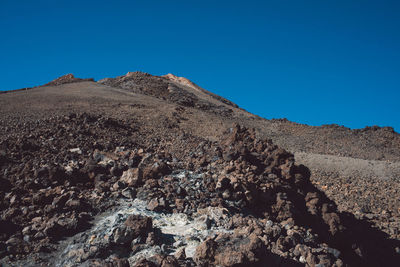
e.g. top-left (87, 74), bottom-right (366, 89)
top-left (44, 74), bottom-right (94, 86)
top-left (0, 72), bottom-right (399, 267)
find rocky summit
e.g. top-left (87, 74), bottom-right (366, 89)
top-left (0, 72), bottom-right (399, 267)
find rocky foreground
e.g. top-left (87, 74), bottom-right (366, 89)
top-left (0, 73), bottom-right (400, 266)
top-left (0, 112), bottom-right (399, 267)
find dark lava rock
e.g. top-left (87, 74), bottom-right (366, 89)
top-left (0, 178), bottom-right (12, 192)
top-left (133, 259), bottom-right (157, 267)
top-left (113, 215), bottom-right (153, 246)
top-left (0, 104), bottom-right (399, 267)
top-left (194, 233), bottom-right (271, 267)
top-left (124, 214), bottom-right (153, 237)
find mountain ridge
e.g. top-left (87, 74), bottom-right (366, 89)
top-left (3, 72), bottom-right (397, 134)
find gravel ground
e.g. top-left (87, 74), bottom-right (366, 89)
top-left (296, 152), bottom-right (400, 239)
top-left (1, 72), bottom-right (399, 266)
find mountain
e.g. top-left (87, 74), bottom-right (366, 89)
top-left (0, 72), bottom-right (399, 266)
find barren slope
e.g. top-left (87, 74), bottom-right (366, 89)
top-left (0, 73), bottom-right (399, 266)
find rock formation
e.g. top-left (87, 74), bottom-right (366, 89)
top-left (0, 73), bottom-right (399, 266)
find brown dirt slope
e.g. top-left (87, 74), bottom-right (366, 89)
top-left (0, 72), bottom-right (399, 266)
top-left (2, 72), bottom-right (399, 162)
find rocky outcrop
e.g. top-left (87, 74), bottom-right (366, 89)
top-left (163, 73), bottom-right (238, 108)
top-left (98, 72), bottom-right (234, 116)
top-left (44, 74), bottom-right (94, 86)
top-left (162, 74), bottom-right (200, 91)
top-left (0, 113), bottom-right (399, 266)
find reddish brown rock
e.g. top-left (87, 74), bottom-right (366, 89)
top-left (194, 233), bottom-right (272, 267)
top-left (121, 168), bottom-right (142, 187)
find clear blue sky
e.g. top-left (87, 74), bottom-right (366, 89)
top-left (1, 0), bottom-right (399, 131)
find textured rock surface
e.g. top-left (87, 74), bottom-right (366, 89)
top-left (44, 74), bottom-right (94, 86)
top-left (0, 72), bottom-right (399, 266)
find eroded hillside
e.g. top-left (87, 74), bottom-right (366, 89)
top-left (0, 73), bottom-right (399, 266)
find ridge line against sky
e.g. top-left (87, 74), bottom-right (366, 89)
top-left (0, 0), bottom-right (399, 131)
